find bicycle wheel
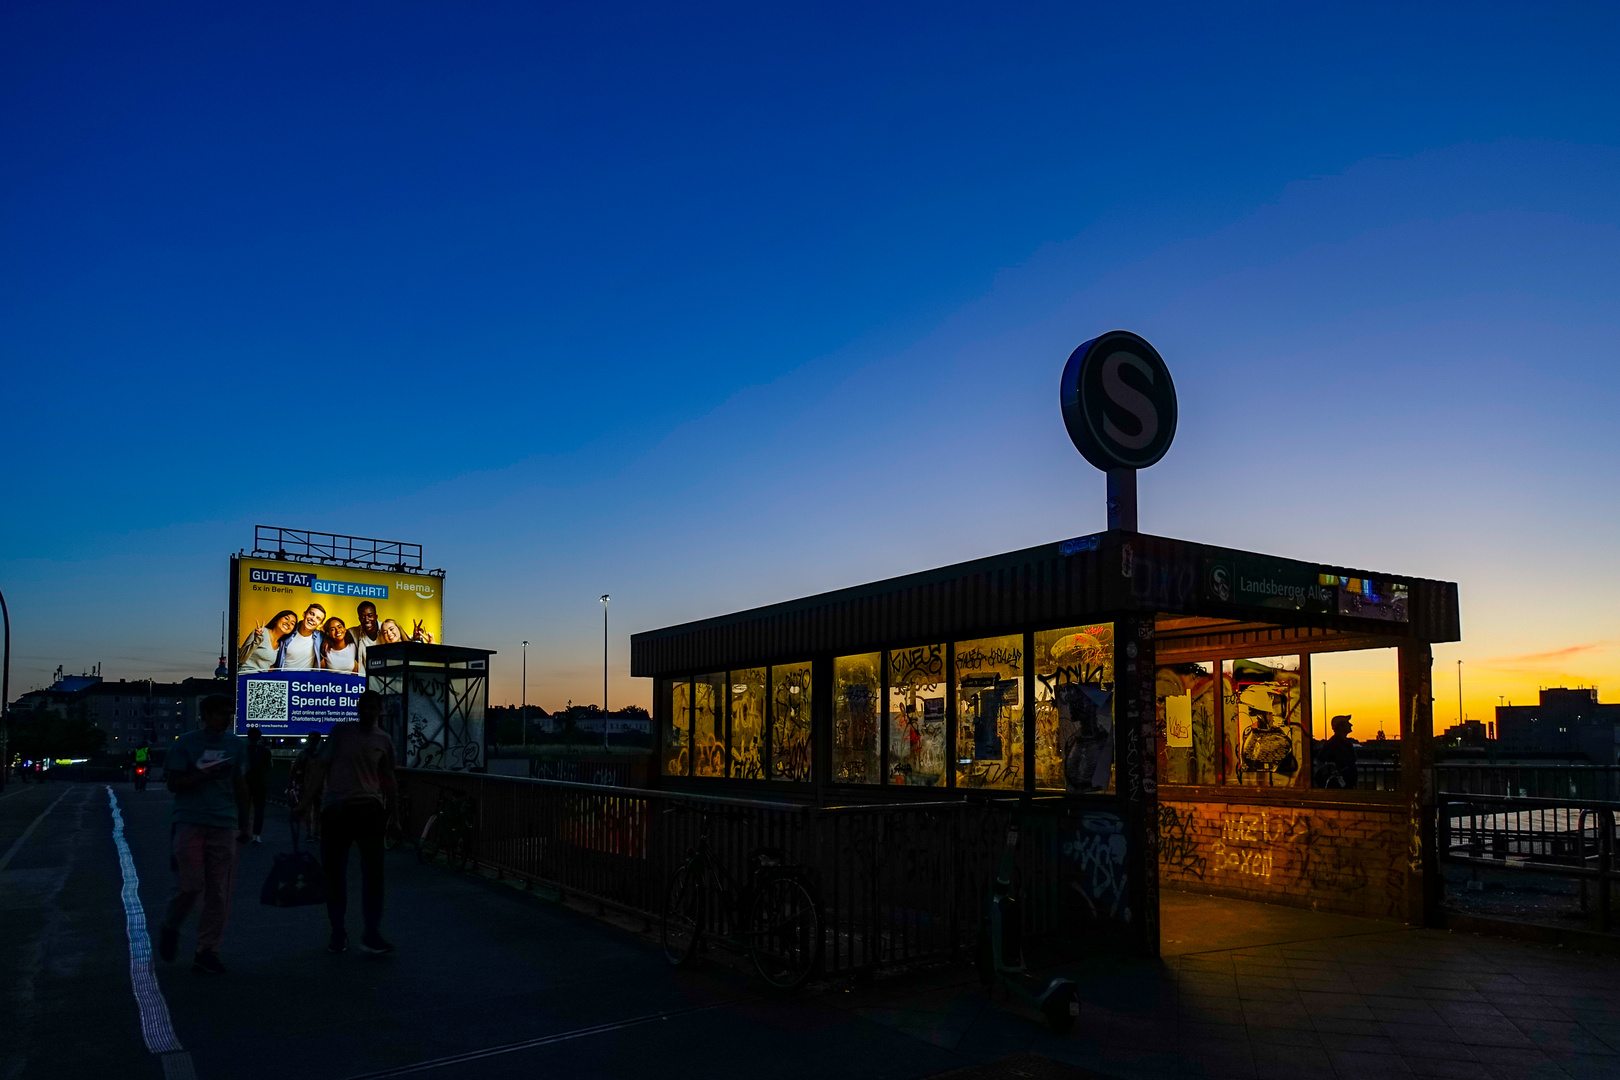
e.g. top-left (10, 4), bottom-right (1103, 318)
top-left (747, 875), bottom-right (821, 991)
top-left (661, 861), bottom-right (704, 967)
top-left (417, 814), bottom-right (441, 864)
top-left (449, 823), bottom-right (478, 872)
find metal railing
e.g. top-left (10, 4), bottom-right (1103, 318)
top-left (1349, 764), bottom-right (1620, 799)
top-left (1435, 765), bottom-right (1620, 801)
top-left (1437, 792), bottom-right (1618, 931)
top-left (396, 769), bottom-right (1072, 976)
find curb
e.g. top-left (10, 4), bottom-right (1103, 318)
top-left (1442, 911), bottom-right (1620, 956)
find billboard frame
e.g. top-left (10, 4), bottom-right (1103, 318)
top-left (229, 528), bottom-right (446, 736)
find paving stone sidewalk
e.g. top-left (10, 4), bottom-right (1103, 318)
top-left (855, 902), bottom-right (1620, 1080)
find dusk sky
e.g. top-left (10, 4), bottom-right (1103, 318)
top-left (3, 3), bottom-right (1618, 730)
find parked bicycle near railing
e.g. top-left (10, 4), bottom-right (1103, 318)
top-left (661, 805), bottom-right (823, 991)
top-left (417, 783), bottom-right (479, 872)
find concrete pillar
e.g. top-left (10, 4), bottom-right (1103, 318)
top-left (1113, 614), bottom-right (1160, 957)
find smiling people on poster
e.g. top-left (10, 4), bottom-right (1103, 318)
top-left (238, 610), bottom-right (298, 673)
top-left (276, 604), bottom-right (327, 670)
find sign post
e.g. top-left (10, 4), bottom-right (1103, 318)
top-left (1060, 330), bottom-right (1177, 957)
top-left (1059, 330), bottom-right (1178, 532)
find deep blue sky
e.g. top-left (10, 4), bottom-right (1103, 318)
top-left (4, 2), bottom-right (1618, 716)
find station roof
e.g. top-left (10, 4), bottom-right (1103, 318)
top-left (630, 530), bottom-right (1459, 678)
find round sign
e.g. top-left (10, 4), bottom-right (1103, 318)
top-left (1059, 330), bottom-right (1177, 471)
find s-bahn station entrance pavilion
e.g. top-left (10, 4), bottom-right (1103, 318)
top-left (631, 333), bottom-right (1460, 958)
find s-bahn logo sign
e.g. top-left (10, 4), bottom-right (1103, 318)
top-left (1060, 330), bottom-right (1177, 471)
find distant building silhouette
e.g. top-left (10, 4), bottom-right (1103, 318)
top-left (1495, 688), bottom-right (1620, 763)
top-left (12, 674), bottom-right (229, 750)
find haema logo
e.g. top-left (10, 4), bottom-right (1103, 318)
top-left (395, 579), bottom-right (435, 600)
top-left (1060, 330), bottom-right (1178, 471)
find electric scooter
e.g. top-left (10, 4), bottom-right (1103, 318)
top-left (134, 765), bottom-right (149, 792)
top-left (977, 801), bottom-right (1079, 1033)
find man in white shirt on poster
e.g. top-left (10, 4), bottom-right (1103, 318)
top-left (276, 604), bottom-right (326, 670)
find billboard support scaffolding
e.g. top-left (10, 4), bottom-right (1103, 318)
top-left (249, 525), bottom-right (444, 576)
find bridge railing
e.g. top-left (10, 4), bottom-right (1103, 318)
top-left (396, 769), bottom-right (1073, 976)
top-left (1437, 792), bottom-right (1618, 931)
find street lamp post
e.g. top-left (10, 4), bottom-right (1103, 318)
top-left (0, 586), bottom-right (10, 792)
top-left (521, 640), bottom-right (529, 750)
top-left (600, 595), bottom-right (610, 749)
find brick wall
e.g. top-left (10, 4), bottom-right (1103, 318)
top-left (1158, 798), bottom-right (1410, 920)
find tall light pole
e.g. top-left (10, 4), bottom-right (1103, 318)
top-left (1, 586), bottom-right (10, 791)
top-left (600, 595), bottom-right (610, 749)
top-left (521, 640), bottom-right (529, 750)
top-left (1457, 659), bottom-right (1464, 728)
top-left (1321, 681), bottom-right (1328, 740)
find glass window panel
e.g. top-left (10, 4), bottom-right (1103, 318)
top-left (770, 662), bottom-right (813, 782)
top-left (661, 679), bottom-right (690, 777)
top-left (693, 673), bottom-right (726, 777)
top-left (886, 644), bottom-right (946, 787)
top-left (953, 634), bottom-right (1025, 790)
top-left (1223, 656), bottom-right (1304, 787)
top-left (1034, 624), bottom-right (1113, 792)
top-left (832, 653), bottom-right (882, 785)
top-left (729, 668), bottom-right (767, 780)
top-left (1157, 663), bottom-right (1218, 785)
top-left (1309, 648), bottom-right (1398, 789)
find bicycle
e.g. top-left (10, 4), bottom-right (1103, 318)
top-left (417, 785), bottom-right (479, 872)
top-left (383, 792), bottom-right (413, 851)
top-left (660, 805), bottom-right (823, 991)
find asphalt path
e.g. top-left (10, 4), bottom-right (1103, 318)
top-left (1, 783), bottom-right (151, 1079)
top-left (1, 782), bottom-right (1008, 1080)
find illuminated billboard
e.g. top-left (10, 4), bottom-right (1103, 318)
top-left (230, 556), bottom-right (445, 734)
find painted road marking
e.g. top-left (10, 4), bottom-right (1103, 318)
top-left (341, 1003), bottom-right (731, 1079)
top-left (0, 787), bottom-right (71, 872)
top-left (106, 786), bottom-right (199, 1080)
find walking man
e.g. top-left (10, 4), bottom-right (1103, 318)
top-left (296, 690), bottom-right (398, 955)
top-left (158, 695), bottom-right (249, 974)
top-left (245, 729), bottom-right (272, 842)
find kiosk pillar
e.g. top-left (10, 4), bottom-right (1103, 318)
top-left (1113, 613), bottom-right (1159, 957)
top-left (1398, 643), bottom-right (1439, 926)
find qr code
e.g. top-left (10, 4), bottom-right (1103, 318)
top-left (246, 680), bottom-right (289, 723)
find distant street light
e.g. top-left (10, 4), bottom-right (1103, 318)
top-left (1457, 660), bottom-right (1464, 728)
top-left (600, 595), bottom-right (610, 749)
top-left (521, 640), bottom-right (529, 750)
top-left (1, 586), bottom-right (10, 792)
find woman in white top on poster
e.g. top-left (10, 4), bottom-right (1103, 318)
top-left (238, 610), bottom-right (298, 673)
top-left (321, 617), bottom-right (362, 673)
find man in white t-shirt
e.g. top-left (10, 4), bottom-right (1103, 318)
top-left (350, 601), bottom-right (381, 671)
top-left (276, 604), bottom-right (326, 670)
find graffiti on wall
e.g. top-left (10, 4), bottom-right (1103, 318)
top-left (1158, 802), bottom-right (1405, 915)
top-left (1157, 803), bottom-right (1207, 880)
top-left (403, 672), bottom-right (484, 771)
top-left (1062, 811), bottom-right (1131, 925)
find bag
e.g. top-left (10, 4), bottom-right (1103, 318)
top-left (260, 827), bottom-right (326, 908)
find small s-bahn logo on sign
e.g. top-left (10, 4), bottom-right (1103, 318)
top-left (1060, 330), bottom-right (1177, 471)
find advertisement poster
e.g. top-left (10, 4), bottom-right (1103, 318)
top-left (231, 557), bottom-right (444, 734)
